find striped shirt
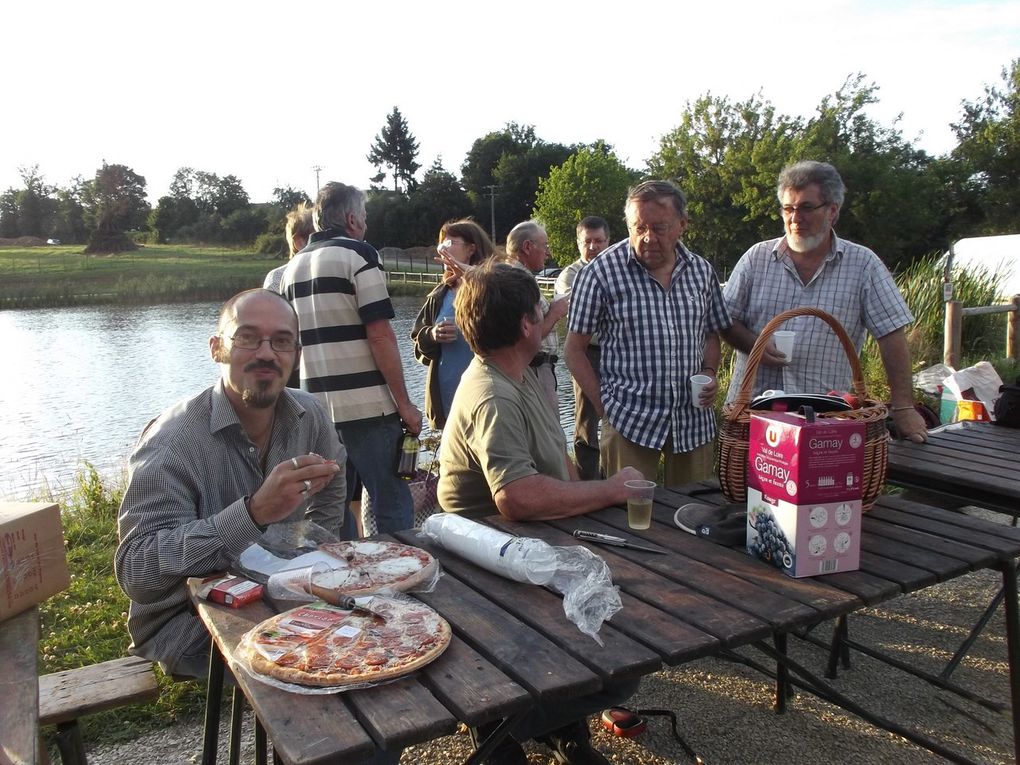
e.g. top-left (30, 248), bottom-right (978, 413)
top-left (723, 234), bottom-right (914, 402)
top-left (114, 382), bottom-right (346, 665)
top-left (281, 229), bottom-right (397, 424)
top-left (568, 239), bottom-right (730, 452)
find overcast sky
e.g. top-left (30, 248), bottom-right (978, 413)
top-left (4, 0), bottom-right (1018, 204)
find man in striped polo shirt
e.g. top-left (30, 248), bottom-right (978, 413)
top-left (281, 182), bottom-right (423, 535)
top-left (564, 180), bottom-right (730, 485)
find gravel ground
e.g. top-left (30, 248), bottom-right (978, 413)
top-left (86, 507), bottom-right (1016, 765)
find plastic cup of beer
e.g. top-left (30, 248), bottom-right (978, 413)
top-left (773, 330), bottom-right (795, 363)
top-left (625, 479), bottom-right (657, 530)
top-left (690, 374), bottom-right (712, 408)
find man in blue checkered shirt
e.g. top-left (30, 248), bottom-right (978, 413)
top-left (720, 161), bottom-right (927, 443)
top-left (564, 180), bottom-right (731, 485)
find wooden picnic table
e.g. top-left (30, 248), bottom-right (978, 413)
top-left (190, 483), bottom-right (1020, 765)
top-left (0, 607), bottom-right (41, 765)
top-left (887, 420), bottom-right (1020, 517)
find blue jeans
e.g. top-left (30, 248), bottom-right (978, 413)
top-left (336, 414), bottom-right (413, 534)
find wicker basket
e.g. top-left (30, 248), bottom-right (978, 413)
top-left (717, 307), bottom-right (889, 511)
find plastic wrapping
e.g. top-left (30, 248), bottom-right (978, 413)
top-left (419, 514), bottom-right (621, 644)
top-left (234, 592), bottom-right (447, 694)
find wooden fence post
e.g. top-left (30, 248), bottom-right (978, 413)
top-left (944, 300), bottom-right (962, 368)
top-left (1009, 294), bottom-right (1020, 361)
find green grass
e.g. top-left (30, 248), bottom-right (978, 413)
top-left (36, 464), bottom-right (208, 751)
top-left (0, 243), bottom-right (436, 308)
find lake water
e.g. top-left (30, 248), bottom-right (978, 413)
top-left (1, 296), bottom-right (575, 499)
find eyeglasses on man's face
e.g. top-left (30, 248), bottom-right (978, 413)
top-left (780, 202), bottom-right (830, 216)
top-left (629, 221), bottom-right (677, 238)
top-left (224, 331), bottom-right (299, 353)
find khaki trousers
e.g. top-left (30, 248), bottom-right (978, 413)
top-left (600, 419), bottom-right (715, 486)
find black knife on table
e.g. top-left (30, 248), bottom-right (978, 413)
top-left (572, 529), bottom-right (667, 554)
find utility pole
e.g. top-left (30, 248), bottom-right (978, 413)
top-left (484, 184), bottom-right (497, 242)
top-left (312, 165), bottom-right (323, 195)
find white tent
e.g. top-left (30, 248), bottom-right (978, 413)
top-left (947, 234), bottom-right (1020, 299)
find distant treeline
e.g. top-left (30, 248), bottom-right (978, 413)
top-left (3, 63), bottom-right (1018, 274)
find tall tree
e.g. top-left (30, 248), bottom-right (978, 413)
top-left (950, 59), bottom-right (1020, 236)
top-left (367, 107), bottom-right (421, 193)
top-left (649, 92), bottom-right (798, 272)
top-left (82, 162), bottom-right (149, 253)
top-left (406, 159), bottom-right (473, 245)
top-left (534, 142), bottom-right (639, 263)
top-left (460, 123), bottom-right (538, 236)
top-left (793, 75), bottom-right (949, 268)
top-left (272, 185), bottom-right (311, 211)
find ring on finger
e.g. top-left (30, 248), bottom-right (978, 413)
top-left (302, 479), bottom-right (311, 493)
top-left (291, 457), bottom-right (300, 470)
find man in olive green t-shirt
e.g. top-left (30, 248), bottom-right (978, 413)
top-left (436, 261), bottom-right (643, 765)
top-left (437, 262), bottom-right (641, 520)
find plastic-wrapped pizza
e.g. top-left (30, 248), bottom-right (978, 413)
top-left (309, 540), bottom-right (439, 600)
top-left (241, 594), bottom-right (451, 689)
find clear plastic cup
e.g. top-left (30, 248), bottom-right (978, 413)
top-left (625, 479), bottom-right (656, 529)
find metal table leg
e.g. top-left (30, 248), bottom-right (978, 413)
top-left (202, 639), bottom-right (225, 765)
top-left (463, 711), bottom-right (529, 765)
top-left (228, 686), bottom-right (244, 765)
top-left (255, 717), bottom-right (268, 765)
top-left (999, 560), bottom-right (1020, 761)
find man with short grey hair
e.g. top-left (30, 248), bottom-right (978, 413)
top-left (720, 160), bottom-right (927, 443)
top-left (281, 181), bottom-right (423, 535)
top-left (556, 216), bottom-right (611, 479)
top-left (505, 219), bottom-right (569, 415)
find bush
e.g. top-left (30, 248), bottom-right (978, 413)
top-left (255, 232), bottom-right (287, 258)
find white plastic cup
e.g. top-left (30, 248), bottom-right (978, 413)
top-left (625, 479), bottom-right (656, 529)
top-left (690, 374), bottom-right (712, 408)
top-left (773, 330), bottom-right (795, 362)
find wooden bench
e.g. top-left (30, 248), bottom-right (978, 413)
top-left (39, 656), bottom-right (160, 765)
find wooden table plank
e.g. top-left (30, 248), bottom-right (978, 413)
top-left (482, 516), bottom-right (771, 645)
top-left (397, 529), bottom-right (662, 682)
top-left (345, 676), bottom-right (458, 750)
top-left (580, 512), bottom-right (863, 620)
top-left (887, 422), bottom-right (1020, 515)
top-left (414, 637), bottom-right (532, 727)
top-left (0, 607), bottom-right (39, 765)
top-left (879, 494), bottom-right (1020, 545)
top-left (409, 569), bottom-right (602, 701)
top-left (859, 525), bottom-right (972, 578)
top-left (867, 505), bottom-right (1013, 560)
top-left (574, 510), bottom-right (840, 631)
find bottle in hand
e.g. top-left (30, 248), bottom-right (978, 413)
top-left (396, 430), bottom-right (420, 479)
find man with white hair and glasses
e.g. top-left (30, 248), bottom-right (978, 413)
top-left (720, 160), bottom-right (927, 443)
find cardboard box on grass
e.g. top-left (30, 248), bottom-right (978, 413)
top-left (1, 502), bottom-right (71, 621)
top-left (746, 411), bottom-right (864, 578)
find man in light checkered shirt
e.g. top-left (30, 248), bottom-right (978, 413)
top-left (721, 161), bottom-right (928, 443)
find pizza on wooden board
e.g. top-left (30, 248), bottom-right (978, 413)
top-left (310, 540), bottom-right (438, 600)
top-left (244, 596), bottom-right (451, 688)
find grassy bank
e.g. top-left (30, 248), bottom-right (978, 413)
top-left (0, 243), bottom-right (435, 308)
top-left (37, 465), bottom-right (208, 753)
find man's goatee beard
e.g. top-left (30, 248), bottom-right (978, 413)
top-left (242, 382), bottom-right (278, 409)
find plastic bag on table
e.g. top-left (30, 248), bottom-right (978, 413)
top-left (943, 361), bottom-right (1003, 422)
top-left (418, 514), bottom-right (622, 644)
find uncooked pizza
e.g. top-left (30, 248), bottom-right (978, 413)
top-left (245, 596), bottom-right (451, 688)
top-left (310, 540), bottom-right (438, 600)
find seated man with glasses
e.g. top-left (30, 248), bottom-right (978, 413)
top-left (115, 288), bottom-right (346, 679)
top-left (720, 160), bottom-right (927, 442)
